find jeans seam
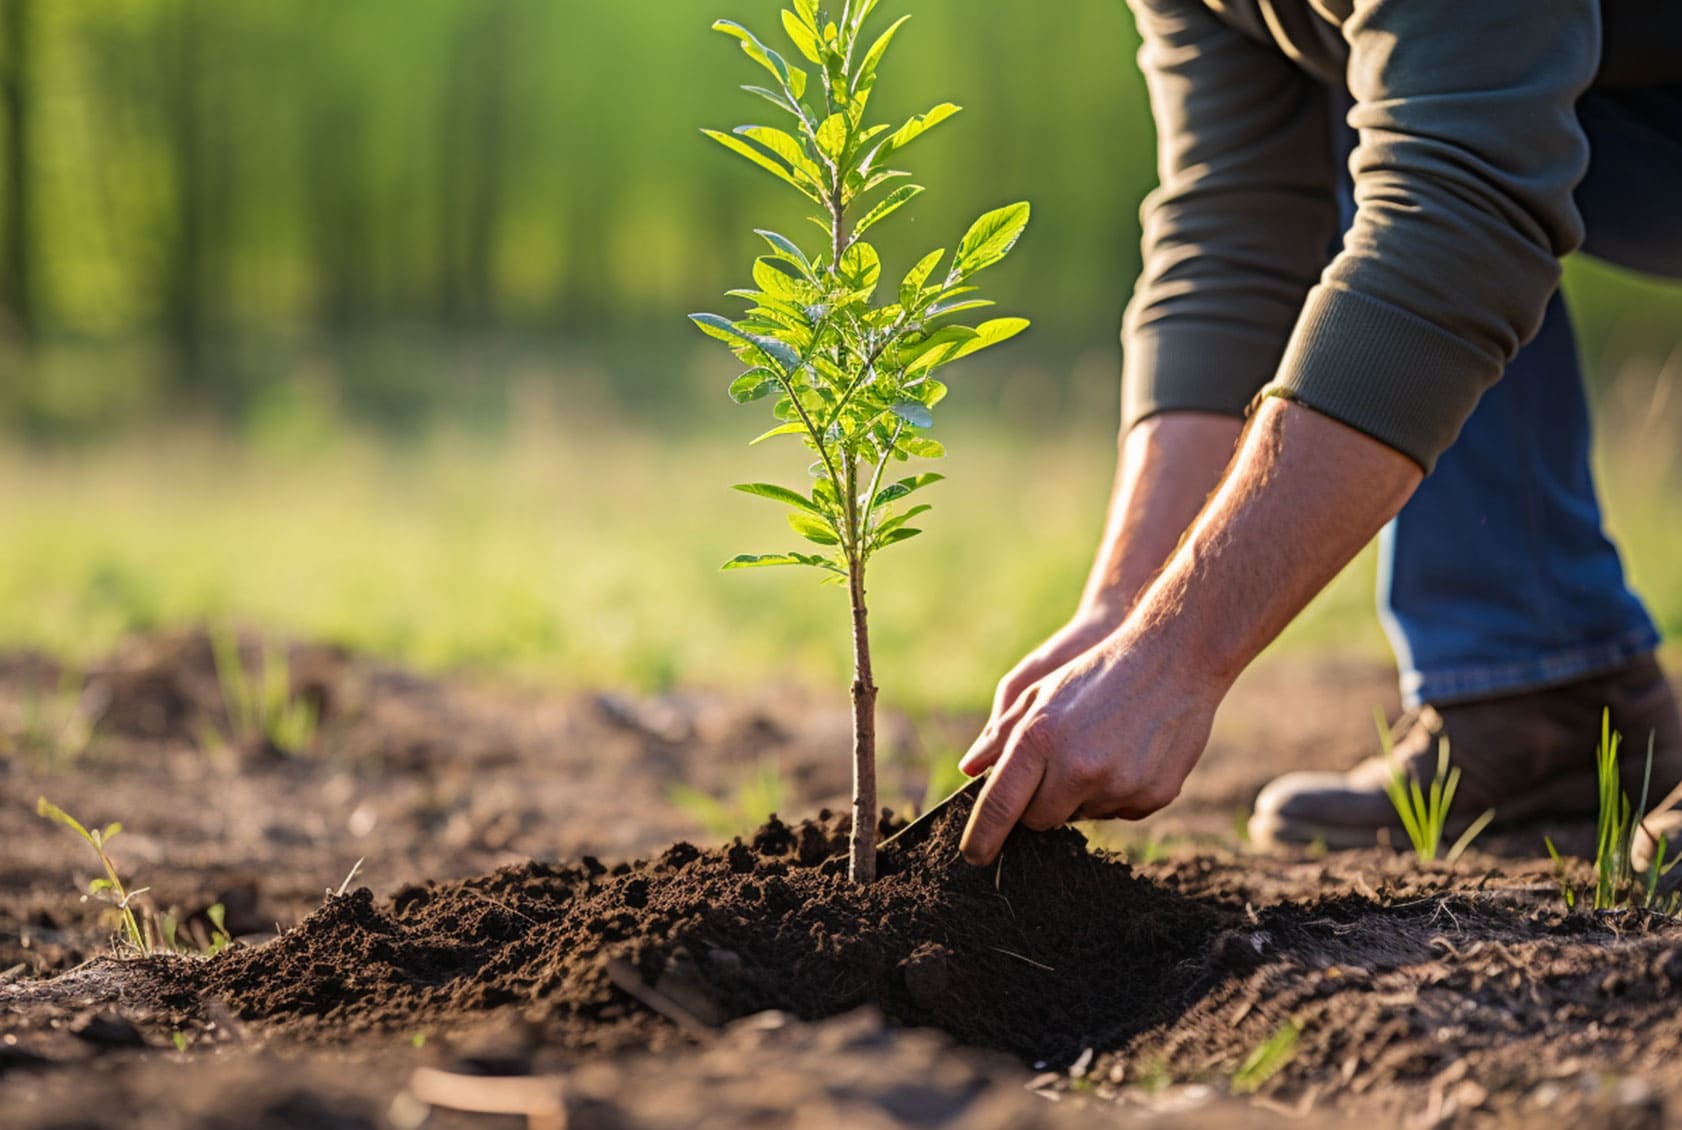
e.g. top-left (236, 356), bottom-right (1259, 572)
top-left (1400, 625), bottom-right (1661, 707)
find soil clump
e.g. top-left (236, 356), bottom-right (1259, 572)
top-left (194, 797), bottom-right (1224, 1063)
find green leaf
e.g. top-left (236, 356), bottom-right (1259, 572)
top-left (871, 472), bottom-right (944, 508)
top-left (849, 167), bottom-right (912, 204)
top-left (884, 103), bottom-right (961, 156)
top-left (733, 125), bottom-right (824, 185)
top-left (689, 312), bottom-right (804, 375)
top-left (900, 248), bottom-right (945, 307)
top-left (787, 511), bottom-right (841, 545)
top-left (891, 400), bottom-right (933, 429)
top-left (873, 505), bottom-right (931, 541)
top-left (951, 317), bottom-right (1030, 360)
top-left (849, 0), bottom-right (883, 33)
top-left (854, 14), bottom-right (911, 97)
top-left (898, 435), bottom-right (946, 460)
top-left (854, 185), bottom-right (923, 238)
top-left (845, 122), bottom-right (892, 163)
top-left (35, 797), bottom-right (95, 847)
top-left (701, 129), bottom-right (821, 201)
top-left (899, 324), bottom-right (978, 372)
top-left (752, 256), bottom-right (808, 300)
top-left (733, 481), bottom-right (824, 514)
top-left (781, 9), bottom-right (823, 63)
top-left (723, 552), bottom-right (840, 572)
top-left (838, 241), bottom-right (881, 291)
top-left (690, 311), bottom-right (747, 342)
top-left (712, 19), bottom-right (808, 100)
top-left (101, 822), bottom-right (122, 842)
top-left (816, 113), bottom-right (849, 162)
top-left (953, 202), bottom-right (1031, 278)
top-left (756, 229), bottom-right (813, 275)
top-left (728, 369), bottom-right (781, 404)
top-left (926, 298), bottom-right (994, 319)
top-left (875, 527), bottom-right (924, 548)
top-left (749, 421), bottom-right (809, 445)
top-left (742, 84), bottom-right (800, 116)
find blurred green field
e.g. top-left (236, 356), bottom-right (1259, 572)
top-left (4, 381), bottom-right (1677, 715)
top-left (3, 0), bottom-right (1680, 714)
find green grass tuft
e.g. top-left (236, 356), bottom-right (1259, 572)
top-left (1231, 1019), bottom-right (1301, 1095)
top-left (1375, 708), bottom-right (1494, 863)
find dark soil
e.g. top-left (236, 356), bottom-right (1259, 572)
top-left (7, 631), bottom-right (1682, 1128)
top-left (188, 798), bottom-right (1222, 1065)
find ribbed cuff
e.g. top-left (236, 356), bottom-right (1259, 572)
top-left (1262, 284), bottom-right (1500, 473)
top-left (1121, 320), bottom-right (1287, 435)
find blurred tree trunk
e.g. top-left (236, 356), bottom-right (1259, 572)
top-left (437, 1), bottom-right (513, 328)
top-left (306, 90), bottom-right (371, 334)
top-left (161, 0), bottom-right (229, 396)
top-left (0, 0), bottom-right (36, 348)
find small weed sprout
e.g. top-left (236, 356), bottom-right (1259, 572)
top-left (37, 798), bottom-right (239, 957)
top-left (1549, 711), bottom-right (1682, 913)
top-left (162, 903), bottom-right (231, 957)
top-left (1544, 837), bottom-right (1578, 910)
top-left (35, 797), bottom-right (151, 954)
top-left (209, 626), bottom-right (318, 757)
top-left (1231, 1018), bottom-right (1301, 1095)
top-left (667, 760), bottom-right (787, 839)
top-left (694, 0), bottom-right (1031, 881)
top-left (1593, 708), bottom-right (1643, 908)
top-left (1374, 708), bottom-right (1495, 863)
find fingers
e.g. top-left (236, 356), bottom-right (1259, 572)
top-left (960, 746), bottom-right (1046, 865)
top-left (989, 659), bottom-right (1041, 724)
top-left (959, 684), bottom-right (1037, 776)
top-left (1018, 758), bottom-right (1092, 832)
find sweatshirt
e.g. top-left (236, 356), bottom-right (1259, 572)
top-left (1121, 0), bottom-right (1682, 471)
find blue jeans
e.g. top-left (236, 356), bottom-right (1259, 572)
top-left (1334, 86), bottom-right (1682, 708)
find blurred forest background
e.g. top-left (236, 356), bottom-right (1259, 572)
top-left (2, 0), bottom-right (1680, 710)
top-left (0, 0), bottom-right (1164, 434)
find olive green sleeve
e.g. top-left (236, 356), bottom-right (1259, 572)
top-left (1263, 0), bottom-right (1599, 470)
top-left (1120, 0), bottom-right (1339, 436)
top-left (1125, 0), bottom-right (1601, 472)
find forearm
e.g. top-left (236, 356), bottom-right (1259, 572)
top-left (1125, 397), bottom-right (1422, 686)
top-left (1079, 412), bottom-right (1244, 620)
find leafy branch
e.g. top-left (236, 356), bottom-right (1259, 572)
top-left (692, 0), bottom-right (1030, 882)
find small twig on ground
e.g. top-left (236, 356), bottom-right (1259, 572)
top-left (406, 1066), bottom-right (566, 1130)
top-left (329, 858), bottom-right (365, 899)
top-left (990, 946), bottom-right (1055, 973)
top-left (602, 957), bottom-right (718, 1036)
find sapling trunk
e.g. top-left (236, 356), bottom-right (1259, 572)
top-left (694, 0), bottom-right (1031, 884)
top-left (847, 564), bottom-right (879, 882)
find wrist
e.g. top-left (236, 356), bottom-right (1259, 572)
top-left (1075, 584), bottom-right (1136, 630)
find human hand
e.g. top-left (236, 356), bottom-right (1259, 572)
top-left (956, 624), bottom-right (1226, 865)
top-left (970, 604), bottom-right (1127, 764)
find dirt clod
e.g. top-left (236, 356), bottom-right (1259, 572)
top-left (187, 798), bottom-right (1220, 1064)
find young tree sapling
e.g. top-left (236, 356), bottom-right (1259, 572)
top-left (692, 0), bottom-right (1031, 882)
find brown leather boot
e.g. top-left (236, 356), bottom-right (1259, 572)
top-left (1633, 750), bottom-right (1682, 887)
top-left (1249, 654), bottom-right (1682, 851)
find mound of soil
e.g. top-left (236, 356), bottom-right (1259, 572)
top-left (192, 794), bottom-right (1224, 1064)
